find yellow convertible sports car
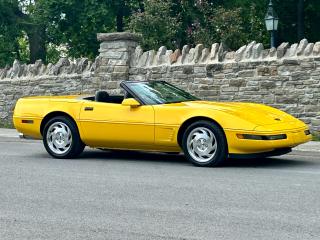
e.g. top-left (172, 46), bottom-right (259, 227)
top-left (13, 80), bottom-right (311, 167)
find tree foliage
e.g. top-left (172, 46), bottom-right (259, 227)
top-left (128, 0), bottom-right (182, 50)
top-left (128, 0), bottom-right (269, 50)
top-left (0, 0), bottom-right (320, 67)
top-left (0, 0), bottom-right (20, 67)
top-left (43, 0), bottom-right (115, 60)
top-left (188, 6), bottom-right (246, 49)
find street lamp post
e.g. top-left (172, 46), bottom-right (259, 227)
top-left (265, 0), bottom-right (279, 48)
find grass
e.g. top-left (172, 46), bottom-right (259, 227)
top-left (312, 132), bottom-right (320, 141)
top-left (0, 122), bottom-right (14, 129)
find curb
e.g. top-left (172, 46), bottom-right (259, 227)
top-left (0, 128), bottom-right (19, 138)
top-left (293, 141), bottom-right (320, 152)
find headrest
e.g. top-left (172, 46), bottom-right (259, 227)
top-left (95, 90), bottom-right (109, 102)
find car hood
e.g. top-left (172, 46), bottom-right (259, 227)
top-left (181, 101), bottom-right (300, 127)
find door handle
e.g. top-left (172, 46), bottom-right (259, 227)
top-left (84, 107), bottom-right (94, 111)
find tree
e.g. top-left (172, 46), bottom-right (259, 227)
top-left (128, 0), bottom-right (182, 50)
top-left (112, 0), bottom-right (143, 32)
top-left (0, 0), bottom-right (47, 64)
top-left (39, 0), bottom-right (142, 60)
top-left (297, 0), bottom-right (304, 40)
top-left (0, 0), bottom-right (22, 67)
top-left (128, 0), bottom-right (264, 50)
top-left (304, 0), bottom-right (320, 43)
top-left (188, 6), bottom-right (247, 49)
top-left (0, 0), bottom-right (143, 66)
top-left (1, 0), bottom-right (320, 68)
top-left (42, 0), bottom-right (115, 60)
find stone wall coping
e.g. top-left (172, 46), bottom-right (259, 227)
top-left (0, 57), bottom-right (96, 80)
top-left (131, 39), bottom-right (320, 68)
top-left (2, 36), bottom-right (319, 80)
top-left (97, 32), bottom-right (141, 42)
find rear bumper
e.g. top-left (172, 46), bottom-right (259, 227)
top-left (19, 133), bottom-right (41, 140)
top-left (14, 115), bottom-right (43, 140)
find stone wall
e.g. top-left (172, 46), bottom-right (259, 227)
top-left (0, 58), bottom-right (99, 126)
top-left (0, 32), bottom-right (319, 131)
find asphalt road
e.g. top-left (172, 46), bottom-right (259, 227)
top-left (0, 137), bottom-right (320, 240)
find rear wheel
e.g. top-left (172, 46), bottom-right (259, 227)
top-left (43, 116), bottom-right (85, 159)
top-left (182, 120), bottom-right (227, 167)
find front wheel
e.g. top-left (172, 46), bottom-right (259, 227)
top-left (182, 120), bottom-right (228, 167)
top-left (43, 116), bottom-right (85, 159)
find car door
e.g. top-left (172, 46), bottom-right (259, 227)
top-left (79, 101), bottom-right (155, 150)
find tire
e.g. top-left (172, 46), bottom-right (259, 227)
top-left (43, 116), bottom-right (85, 159)
top-left (182, 120), bottom-right (228, 167)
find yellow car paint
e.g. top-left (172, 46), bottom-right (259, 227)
top-left (79, 101), bottom-right (155, 149)
top-left (13, 95), bottom-right (311, 155)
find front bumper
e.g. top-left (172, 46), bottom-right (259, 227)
top-left (229, 148), bottom-right (292, 159)
top-left (226, 126), bottom-right (312, 154)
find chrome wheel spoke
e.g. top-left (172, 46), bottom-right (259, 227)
top-left (46, 121), bottom-right (72, 155)
top-left (186, 126), bottom-right (218, 163)
top-left (59, 140), bottom-right (68, 148)
top-left (194, 147), bottom-right (204, 157)
top-left (48, 131), bottom-right (55, 140)
top-left (52, 140), bottom-right (61, 150)
top-left (207, 141), bottom-right (217, 152)
top-left (65, 136), bottom-right (72, 145)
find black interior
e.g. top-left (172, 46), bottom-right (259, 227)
top-left (82, 90), bottom-right (133, 104)
top-left (95, 91), bottom-right (110, 102)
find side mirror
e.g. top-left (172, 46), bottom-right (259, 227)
top-left (121, 98), bottom-right (141, 108)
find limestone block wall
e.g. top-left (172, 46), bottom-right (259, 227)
top-left (0, 32), bottom-right (319, 132)
top-left (129, 39), bottom-right (320, 131)
top-left (0, 58), bottom-right (100, 125)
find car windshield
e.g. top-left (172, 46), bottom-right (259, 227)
top-left (126, 81), bottom-right (200, 105)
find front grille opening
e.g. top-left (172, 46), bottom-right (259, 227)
top-left (237, 134), bottom-right (287, 140)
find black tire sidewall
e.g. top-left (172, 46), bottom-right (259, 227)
top-left (43, 116), bottom-right (84, 159)
top-left (182, 120), bottom-right (228, 167)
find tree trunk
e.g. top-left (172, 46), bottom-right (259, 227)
top-left (116, 11), bottom-right (124, 32)
top-left (138, 0), bottom-right (144, 12)
top-left (14, 41), bottom-right (21, 61)
top-left (297, 0), bottom-right (305, 40)
top-left (26, 25), bottom-right (46, 63)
